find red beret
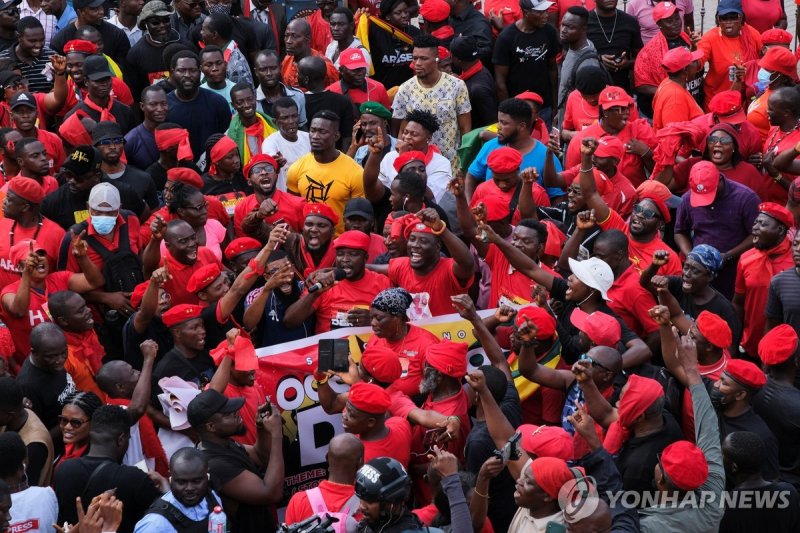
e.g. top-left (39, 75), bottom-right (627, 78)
top-left (696, 311), bottom-right (732, 349)
top-left (636, 180), bottom-right (672, 223)
top-left (660, 440), bottom-right (708, 490)
top-left (9, 240), bottom-right (45, 267)
top-left (333, 230), bottom-right (371, 252)
top-left (598, 86), bottom-right (633, 110)
top-left (402, 217), bottom-right (440, 240)
top-left (761, 28), bottom-right (793, 46)
top-left (529, 457), bottom-right (575, 499)
top-left (487, 146), bottom-right (523, 174)
top-left (515, 305), bottom-right (556, 340)
top-left (594, 136), bottom-right (625, 161)
top-left (161, 304), bottom-right (203, 328)
top-left (438, 46), bottom-right (450, 61)
top-left (477, 194), bottom-right (511, 222)
top-left (130, 281), bottom-right (150, 310)
top-left (758, 324), bottom-right (799, 365)
top-left (224, 237), bottom-right (262, 261)
top-left (759, 201), bottom-right (794, 229)
top-left (243, 153), bottom-right (278, 180)
top-left (360, 345), bottom-right (402, 383)
top-left (303, 203), bottom-right (340, 226)
top-left (724, 359), bottom-right (766, 390)
top-left (167, 167), bottom-right (204, 190)
top-left (518, 424), bottom-right (574, 460)
top-left (515, 91), bottom-right (544, 105)
top-left (572, 169), bottom-right (613, 197)
top-left (348, 382), bottom-right (391, 414)
top-left (569, 309), bottom-right (621, 347)
top-left (758, 47), bottom-right (799, 82)
top-left (419, 0), bottom-right (450, 22)
top-left (708, 91), bottom-right (746, 124)
top-left (425, 340), bottom-right (468, 378)
top-left (7, 177), bottom-right (44, 204)
top-left (64, 39), bottom-right (98, 55)
top-left (186, 263), bottom-right (223, 294)
top-left (393, 150), bottom-right (427, 173)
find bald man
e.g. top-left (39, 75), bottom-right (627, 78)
top-left (298, 55), bottom-right (353, 150)
top-left (282, 19), bottom-right (339, 88)
top-left (284, 433), bottom-right (364, 524)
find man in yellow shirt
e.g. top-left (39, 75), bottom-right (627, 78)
top-left (287, 110), bottom-right (364, 235)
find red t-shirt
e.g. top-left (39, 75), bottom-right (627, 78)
top-left (1, 270), bottom-right (71, 363)
top-left (388, 258), bottom-right (473, 320)
top-left (361, 416), bottom-right (412, 468)
top-left (233, 190), bottom-right (306, 237)
top-left (366, 233), bottom-right (387, 263)
top-left (762, 126), bottom-right (800, 204)
top-left (327, 78), bottom-right (391, 109)
top-left (607, 264), bottom-right (660, 338)
top-left (374, 324), bottom-right (439, 397)
top-left (471, 179), bottom-right (550, 222)
top-left (483, 244), bottom-right (558, 309)
top-left (599, 209), bottom-right (683, 275)
top-left (412, 391), bottom-right (471, 462)
top-left (562, 89), bottom-right (599, 132)
top-left (0, 216), bottom-right (64, 288)
top-left (312, 270), bottom-right (391, 333)
top-left (225, 381), bottom-right (266, 446)
top-left (560, 165), bottom-right (635, 217)
top-left (652, 78), bottom-right (704, 131)
top-left (567, 121), bottom-right (656, 186)
top-left (162, 247), bottom-right (223, 305)
top-left (65, 214), bottom-right (141, 272)
top-left (139, 199), bottom-right (230, 244)
top-left (284, 480), bottom-right (361, 525)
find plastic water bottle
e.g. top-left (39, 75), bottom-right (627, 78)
top-left (208, 506), bottom-right (227, 533)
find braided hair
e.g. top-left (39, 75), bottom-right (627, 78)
top-left (61, 391), bottom-right (103, 420)
top-left (167, 181), bottom-right (204, 216)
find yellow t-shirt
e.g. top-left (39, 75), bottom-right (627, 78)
top-left (286, 152), bottom-right (365, 235)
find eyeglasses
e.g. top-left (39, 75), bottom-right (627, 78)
top-left (96, 137), bottom-right (125, 146)
top-left (251, 163), bottom-right (275, 175)
top-left (707, 135), bottom-right (734, 146)
top-left (184, 202), bottom-right (208, 211)
top-left (58, 415), bottom-right (88, 428)
top-left (591, 359), bottom-right (613, 373)
top-left (0, 6), bottom-right (18, 15)
top-left (632, 203), bottom-right (661, 220)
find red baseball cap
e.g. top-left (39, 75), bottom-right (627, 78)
top-left (569, 308), bottom-right (621, 347)
top-left (571, 169), bottom-right (613, 197)
top-left (636, 180), bottom-right (672, 223)
top-left (661, 47), bottom-right (704, 73)
top-left (758, 46), bottom-right (799, 81)
top-left (652, 1), bottom-right (677, 22)
top-left (708, 90), bottom-right (746, 124)
top-left (340, 48), bottom-right (369, 70)
top-left (594, 136), bottom-right (625, 161)
top-left (688, 161), bottom-right (720, 207)
top-left (514, 305), bottom-right (557, 340)
top-left (9, 240), bottom-right (45, 267)
top-left (598, 86), bottom-right (634, 111)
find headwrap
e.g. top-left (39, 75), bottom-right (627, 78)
top-left (402, 217), bottom-right (442, 240)
top-left (130, 281), bottom-right (150, 310)
top-left (209, 136), bottom-right (238, 175)
top-left (686, 244), bottom-right (723, 277)
top-left (724, 359), bottom-right (766, 390)
top-left (518, 424), bottom-right (574, 461)
top-left (696, 311), bottom-right (732, 349)
top-left (359, 101), bottom-right (392, 120)
top-left (515, 305), bottom-right (556, 340)
top-left (243, 153), bottom-right (277, 179)
top-left (660, 441), bottom-right (708, 490)
top-left (393, 150), bottom-right (427, 172)
top-left (155, 128), bottom-right (193, 161)
top-left (167, 167), bottom-right (204, 189)
top-left (419, 0), bottom-right (450, 22)
top-left (390, 213), bottom-right (416, 242)
top-left (210, 335), bottom-right (258, 371)
top-left (58, 112), bottom-right (94, 147)
top-left (540, 220), bottom-right (566, 258)
top-left (758, 324), bottom-right (799, 365)
top-left (603, 375), bottom-right (664, 454)
top-left (348, 382), bottom-right (391, 414)
top-left (371, 287), bottom-right (413, 316)
top-left (425, 340), bottom-right (468, 378)
top-left (529, 457), bottom-right (575, 499)
top-left (360, 345), bottom-right (403, 382)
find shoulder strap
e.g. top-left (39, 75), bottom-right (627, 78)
top-left (340, 493), bottom-right (361, 516)
top-left (508, 179), bottom-right (524, 217)
top-left (306, 486), bottom-right (328, 514)
top-left (558, 48), bottom-right (601, 109)
top-left (81, 460), bottom-right (113, 502)
top-left (146, 498), bottom-right (195, 530)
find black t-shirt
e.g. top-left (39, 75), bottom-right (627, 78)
top-left (249, 283), bottom-right (315, 348)
top-left (720, 408), bottom-right (780, 483)
top-left (303, 91), bottom-right (355, 148)
top-left (368, 24), bottom-right (420, 90)
top-left (464, 67), bottom-right (498, 129)
top-left (15, 359), bottom-right (77, 430)
top-left (41, 179), bottom-right (146, 230)
top-left (464, 381), bottom-right (523, 533)
top-left (151, 347), bottom-right (216, 406)
top-left (586, 10), bottom-right (643, 92)
top-left (667, 276), bottom-right (742, 350)
top-left (539, 203), bottom-right (602, 256)
top-left (50, 21), bottom-right (131, 67)
top-left (105, 166), bottom-right (159, 209)
top-left (0, 35), bottom-right (14, 54)
top-left (121, 313), bottom-right (173, 370)
top-left (492, 23), bottom-right (560, 108)
top-left (199, 439), bottom-right (274, 533)
top-left (125, 32), bottom-right (192, 103)
top-left (166, 89), bottom-right (232, 160)
top-left (719, 481), bottom-right (800, 532)
top-left (53, 456), bottom-right (162, 533)
top-left (201, 172), bottom-right (253, 196)
top-left (616, 411), bottom-right (683, 495)
top-left (753, 378), bottom-right (800, 485)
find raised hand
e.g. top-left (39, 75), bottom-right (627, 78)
top-left (652, 249), bottom-right (670, 266)
top-left (575, 209), bottom-right (597, 230)
top-left (150, 215), bottom-right (167, 240)
top-left (71, 229), bottom-right (88, 257)
top-left (451, 294), bottom-right (479, 322)
top-left (140, 340), bottom-right (158, 363)
top-left (51, 54), bottom-right (66, 75)
top-left (150, 265), bottom-right (171, 286)
top-left (494, 305), bottom-right (516, 323)
top-left (580, 137), bottom-right (598, 155)
top-left (448, 174), bottom-right (465, 198)
top-left (648, 305), bottom-right (671, 327)
top-left (520, 167), bottom-right (538, 184)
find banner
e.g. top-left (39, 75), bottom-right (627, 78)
top-left (255, 311), bottom-right (495, 510)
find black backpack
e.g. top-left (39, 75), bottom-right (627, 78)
top-left (145, 492), bottom-right (218, 533)
top-left (59, 211), bottom-right (144, 293)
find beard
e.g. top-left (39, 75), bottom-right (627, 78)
top-left (419, 370), bottom-right (442, 396)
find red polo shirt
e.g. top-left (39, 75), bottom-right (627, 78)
top-left (374, 324), bottom-right (440, 397)
top-left (311, 270), bottom-right (391, 333)
top-left (0, 216), bottom-right (64, 287)
top-left (360, 416), bottom-right (412, 468)
top-left (327, 78), bottom-right (390, 109)
top-left (388, 257), bottom-right (473, 320)
top-left (607, 265), bottom-right (660, 338)
top-left (233, 190), bottom-right (306, 237)
top-left (64, 213), bottom-right (141, 272)
top-left (162, 247), bottom-right (223, 305)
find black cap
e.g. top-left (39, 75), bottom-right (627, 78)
top-left (83, 55), bottom-right (113, 81)
top-left (62, 145), bottom-right (102, 175)
top-left (188, 390), bottom-right (245, 428)
top-left (343, 197), bottom-right (374, 219)
top-left (450, 36), bottom-right (478, 62)
top-left (0, 0), bottom-right (21, 12)
top-left (92, 121), bottom-right (123, 144)
top-left (10, 91), bottom-right (36, 109)
top-left (73, 0), bottom-right (104, 9)
top-left (0, 70), bottom-right (23, 90)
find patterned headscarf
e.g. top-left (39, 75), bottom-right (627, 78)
top-left (687, 244), bottom-right (723, 277)
top-left (371, 288), bottom-right (413, 316)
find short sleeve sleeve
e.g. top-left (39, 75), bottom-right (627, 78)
top-left (765, 278), bottom-right (783, 319)
top-left (455, 80), bottom-right (471, 115)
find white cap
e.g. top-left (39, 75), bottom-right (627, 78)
top-left (88, 182), bottom-right (121, 212)
top-left (568, 257), bottom-right (614, 301)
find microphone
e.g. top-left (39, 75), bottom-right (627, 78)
top-left (307, 268), bottom-right (346, 293)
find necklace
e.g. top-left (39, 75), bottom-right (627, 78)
top-left (765, 119), bottom-right (800, 153)
top-left (594, 9), bottom-right (618, 44)
top-left (9, 215), bottom-right (43, 246)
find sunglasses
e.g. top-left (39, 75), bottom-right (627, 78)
top-left (632, 203), bottom-right (661, 220)
top-left (0, 6), bottom-right (18, 14)
top-left (58, 415), bottom-right (88, 428)
top-left (95, 137), bottom-right (125, 146)
top-left (706, 135), bottom-right (734, 146)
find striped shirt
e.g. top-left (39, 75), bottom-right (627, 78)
top-left (0, 45), bottom-right (56, 93)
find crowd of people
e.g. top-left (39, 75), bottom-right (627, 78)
top-left (0, 0), bottom-right (799, 531)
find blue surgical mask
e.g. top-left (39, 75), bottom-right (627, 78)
top-left (90, 215), bottom-right (116, 235)
top-left (757, 68), bottom-right (773, 85)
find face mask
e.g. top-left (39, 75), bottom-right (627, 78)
top-left (208, 4), bottom-right (231, 15)
top-left (757, 68), bottom-right (772, 86)
top-left (709, 387), bottom-right (727, 410)
top-left (90, 215), bottom-right (116, 235)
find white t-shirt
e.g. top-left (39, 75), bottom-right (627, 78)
top-left (262, 130), bottom-right (311, 193)
top-left (379, 150), bottom-right (453, 202)
top-left (9, 486), bottom-right (58, 533)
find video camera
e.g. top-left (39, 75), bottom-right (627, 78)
top-left (278, 513), bottom-right (340, 533)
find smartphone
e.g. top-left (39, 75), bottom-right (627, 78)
top-left (355, 127), bottom-right (365, 144)
top-left (493, 432), bottom-right (522, 463)
top-left (317, 339), bottom-right (350, 373)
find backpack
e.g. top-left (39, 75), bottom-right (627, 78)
top-left (305, 487), bottom-right (360, 533)
top-left (557, 47), bottom-right (613, 111)
top-left (145, 492), bottom-right (218, 533)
